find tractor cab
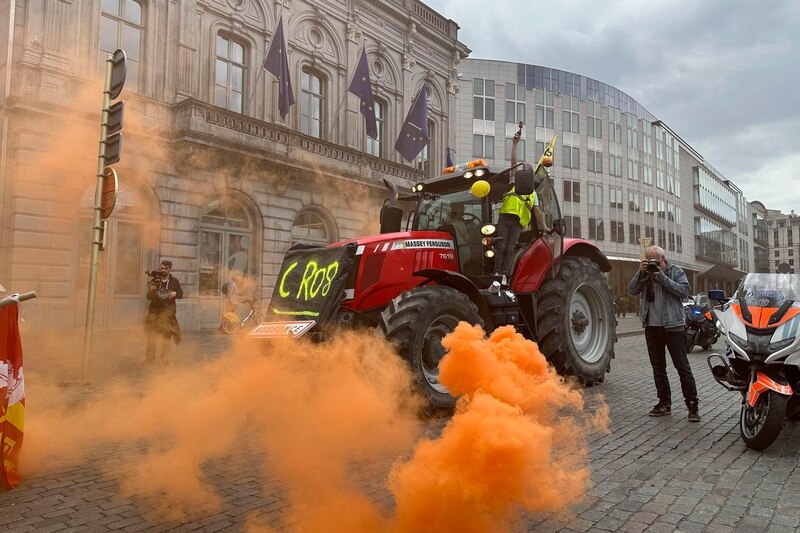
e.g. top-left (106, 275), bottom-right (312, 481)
top-left (381, 157), bottom-right (564, 283)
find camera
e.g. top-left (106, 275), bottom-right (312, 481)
top-left (646, 259), bottom-right (660, 273)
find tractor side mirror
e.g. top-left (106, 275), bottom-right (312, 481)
top-left (514, 166), bottom-right (535, 196)
top-left (380, 204), bottom-right (403, 234)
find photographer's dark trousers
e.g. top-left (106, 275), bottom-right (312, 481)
top-left (645, 326), bottom-right (698, 404)
top-left (495, 213), bottom-right (523, 276)
top-left (144, 329), bottom-right (172, 363)
top-left (144, 311), bottom-right (180, 363)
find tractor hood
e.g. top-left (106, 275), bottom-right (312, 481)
top-left (329, 230), bottom-right (455, 251)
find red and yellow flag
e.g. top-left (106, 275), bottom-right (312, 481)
top-left (0, 303), bottom-right (25, 489)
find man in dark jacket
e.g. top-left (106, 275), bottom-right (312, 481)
top-left (144, 260), bottom-right (183, 364)
top-left (628, 246), bottom-right (700, 421)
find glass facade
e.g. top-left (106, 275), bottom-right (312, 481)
top-left (517, 63), bottom-right (655, 122)
top-left (693, 166), bottom-right (736, 225)
top-left (695, 216), bottom-right (738, 267)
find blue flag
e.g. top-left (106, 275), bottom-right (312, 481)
top-left (263, 17), bottom-right (294, 120)
top-left (446, 147), bottom-right (453, 167)
top-left (348, 49), bottom-right (378, 140)
top-left (395, 87), bottom-right (429, 162)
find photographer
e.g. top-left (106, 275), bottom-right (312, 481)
top-left (628, 246), bottom-right (699, 422)
top-left (144, 260), bottom-right (183, 364)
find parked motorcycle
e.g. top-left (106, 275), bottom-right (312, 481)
top-left (707, 274), bottom-right (800, 450)
top-left (685, 294), bottom-right (719, 352)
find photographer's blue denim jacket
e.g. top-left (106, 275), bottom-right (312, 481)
top-left (627, 262), bottom-right (690, 329)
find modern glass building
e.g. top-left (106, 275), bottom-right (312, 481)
top-left (452, 58), bottom-right (754, 300)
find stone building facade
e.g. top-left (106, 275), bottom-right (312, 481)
top-left (0, 0), bottom-right (468, 331)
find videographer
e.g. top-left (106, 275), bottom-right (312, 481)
top-left (144, 260), bottom-right (183, 364)
top-left (628, 246), bottom-right (700, 422)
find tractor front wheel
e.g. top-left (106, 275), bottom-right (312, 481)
top-left (378, 285), bottom-right (483, 411)
top-left (536, 257), bottom-right (616, 385)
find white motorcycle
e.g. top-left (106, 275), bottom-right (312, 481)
top-left (707, 273), bottom-right (800, 450)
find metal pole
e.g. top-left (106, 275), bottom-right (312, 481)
top-left (82, 54), bottom-right (113, 383)
top-left (0, 2), bottom-right (17, 281)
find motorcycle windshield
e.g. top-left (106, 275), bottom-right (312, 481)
top-left (733, 273), bottom-right (800, 307)
top-left (730, 273), bottom-right (800, 329)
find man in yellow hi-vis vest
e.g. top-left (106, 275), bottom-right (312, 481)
top-left (495, 132), bottom-right (550, 284)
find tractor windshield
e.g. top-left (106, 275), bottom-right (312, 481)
top-left (417, 190), bottom-right (484, 274)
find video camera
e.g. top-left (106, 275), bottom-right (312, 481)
top-left (145, 269), bottom-right (170, 299)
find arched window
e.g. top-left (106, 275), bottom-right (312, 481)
top-left (99, 0), bottom-right (144, 91)
top-left (215, 34), bottom-right (246, 113)
top-left (199, 197), bottom-right (253, 295)
top-left (291, 209), bottom-right (335, 246)
top-left (300, 68), bottom-right (325, 138)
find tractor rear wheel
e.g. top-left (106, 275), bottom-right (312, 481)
top-left (536, 256), bottom-right (616, 385)
top-left (378, 285), bottom-right (483, 411)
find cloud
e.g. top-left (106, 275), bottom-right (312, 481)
top-left (427, 0), bottom-right (800, 211)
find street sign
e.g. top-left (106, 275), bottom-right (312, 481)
top-left (105, 133), bottom-right (122, 165)
top-left (107, 101), bottom-right (124, 135)
top-left (101, 167), bottom-right (118, 220)
top-left (109, 49), bottom-right (127, 100)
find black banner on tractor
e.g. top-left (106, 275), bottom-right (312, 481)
top-left (268, 243), bottom-right (356, 324)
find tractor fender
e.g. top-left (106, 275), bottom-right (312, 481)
top-left (413, 269), bottom-right (494, 330)
top-left (563, 239), bottom-right (612, 272)
top-left (513, 238), bottom-right (610, 294)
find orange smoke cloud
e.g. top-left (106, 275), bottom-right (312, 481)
top-left (23, 332), bottom-right (422, 525)
top-left (388, 324), bottom-right (606, 533)
top-left (22, 324), bottom-right (606, 532)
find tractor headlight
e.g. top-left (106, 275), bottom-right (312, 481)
top-left (485, 249), bottom-right (495, 258)
top-left (464, 171), bottom-right (474, 179)
top-left (481, 224), bottom-right (496, 236)
top-left (475, 168), bottom-right (486, 177)
top-left (481, 237), bottom-right (492, 246)
top-left (411, 183), bottom-right (424, 193)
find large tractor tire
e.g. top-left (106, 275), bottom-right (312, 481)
top-left (378, 285), bottom-right (483, 411)
top-left (536, 256), bottom-right (616, 385)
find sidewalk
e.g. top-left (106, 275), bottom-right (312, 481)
top-left (615, 315), bottom-right (643, 337)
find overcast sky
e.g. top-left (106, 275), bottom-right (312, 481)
top-left (425, 0), bottom-right (799, 214)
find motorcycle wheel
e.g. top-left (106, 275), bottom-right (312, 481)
top-left (740, 390), bottom-right (787, 450)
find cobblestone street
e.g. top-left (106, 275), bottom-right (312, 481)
top-left (2, 323), bottom-right (800, 532)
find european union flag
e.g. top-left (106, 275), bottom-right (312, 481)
top-left (263, 17), bottom-right (294, 121)
top-left (446, 147), bottom-right (453, 167)
top-left (395, 86), bottom-right (429, 162)
top-left (348, 48), bottom-right (378, 140)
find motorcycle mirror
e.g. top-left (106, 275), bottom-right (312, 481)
top-left (708, 289), bottom-right (726, 302)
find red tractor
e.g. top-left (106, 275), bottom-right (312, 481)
top-left (255, 156), bottom-right (616, 410)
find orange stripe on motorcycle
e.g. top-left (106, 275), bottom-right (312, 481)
top-left (747, 371), bottom-right (793, 407)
